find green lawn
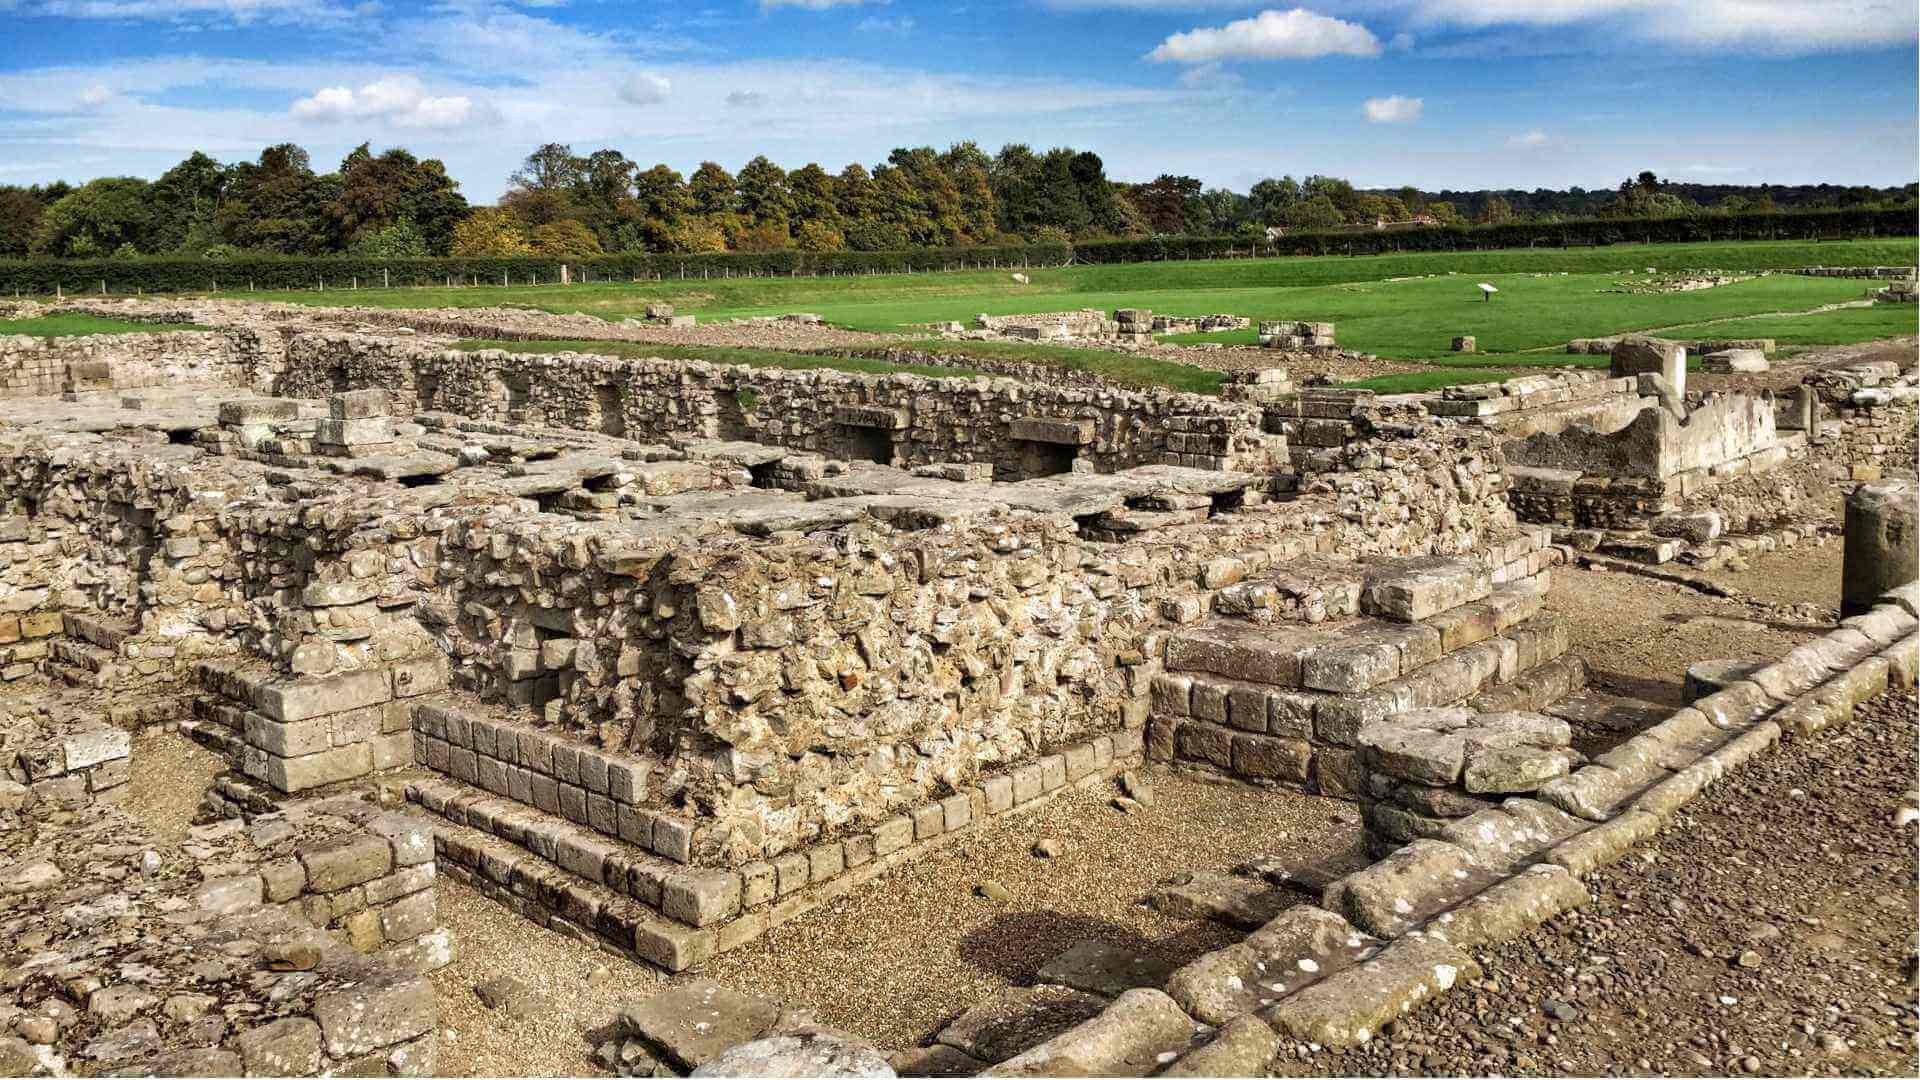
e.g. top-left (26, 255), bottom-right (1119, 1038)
top-left (1657, 300), bottom-right (1916, 346)
top-left (220, 238), bottom-right (1912, 327)
top-left (0, 313), bottom-right (207, 337)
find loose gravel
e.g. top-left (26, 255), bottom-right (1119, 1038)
top-left (1278, 686), bottom-right (1918, 1077)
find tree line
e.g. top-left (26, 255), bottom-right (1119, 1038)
top-left (2, 140), bottom-right (1913, 261)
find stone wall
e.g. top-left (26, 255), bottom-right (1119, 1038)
top-left (0, 330), bottom-right (265, 398)
top-left (274, 335), bottom-right (1288, 479)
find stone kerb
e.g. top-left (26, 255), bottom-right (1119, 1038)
top-left (1138, 586), bottom-right (1918, 1068)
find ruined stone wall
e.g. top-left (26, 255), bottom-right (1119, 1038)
top-left (0, 330), bottom-right (267, 398)
top-left (276, 335), bottom-right (1287, 479)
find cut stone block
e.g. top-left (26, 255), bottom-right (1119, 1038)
top-left (1426, 863), bottom-right (1588, 949)
top-left (1261, 932), bottom-right (1479, 1048)
top-left (617, 981), bottom-right (790, 1072)
top-left (1158, 1015), bottom-right (1277, 1078)
top-left (1147, 871), bottom-right (1293, 930)
top-left (979, 989), bottom-right (1196, 1078)
top-left (1322, 839), bottom-right (1489, 939)
top-left (937, 986), bottom-right (1106, 1065)
top-left (1165, 905), bottom-right (1378, 1025)
top-left (1034, 941), bottom-right (1179, 999)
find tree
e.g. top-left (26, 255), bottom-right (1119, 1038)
top-left (787, 164), bottom-right (842, 235)
top-left (0, 187), bottom-right (44, 257)
top-left (734, 156), bottom-right (793, 229)
top-left (334, 145), bottom-right (468, 253)
top-left (146, 152), bottom-right (227, 253)
top-left (530, 219), bottom-right (603, 257)
top-left (1131, 175), bottom-right (1202, 234)
top-left (633, 164), bottom-right (691, 224)
top-left (666, 216), bottom-right (728, 253)
top-left (688, 162), bottom-right (736, 217)
top-left (351, 222), bottom-right (427, 258)
top-left (1282, 195), bottom-right (1342, 231)
top-left (1249, 177), bottom-right (1302, 226)
top-left (795, 220), bottom-right (846, 251)
top-left (1474, 195), bottom-right (1514, 226)
top-left (32, 178), bottom-right (153, 256)
top-left (510, 143), bottom-right (583, 195)
top-left (450, 207), bottom-right (532, 256)
top-left (217, 144), bottom-right (336, 254)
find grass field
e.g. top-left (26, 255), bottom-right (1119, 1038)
top-left (0, 313), bottom-right (206, 337)
top-left (219, 238), bottom-right (1912, 324)
top-left (215, 237), bottom-right (1912, 396)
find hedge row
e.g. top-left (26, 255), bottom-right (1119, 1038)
top-left (0, 242), bottom-right (1074, 296)
top-left (1075, 208), bottom-right (1917, 263)
top-left (0, 208), bottom-right (1909, 296)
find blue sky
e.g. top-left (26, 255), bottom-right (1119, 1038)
top-left (0, 0), bottom-right (1913, 201)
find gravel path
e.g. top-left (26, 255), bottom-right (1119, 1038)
top-left (1279, 685), bottom-right (1918, 1077)
top-left (1545, 545), bottom-right (1840, 709)
top-left (422, 773), bottom-right (1361, 1072)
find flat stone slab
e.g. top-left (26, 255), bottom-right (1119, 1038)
top-left (1322, 839), bottom-right (1497, 939)
top-left (1033, 941), bottom-right (1179, 998)
top-left (1147, 871), bottom-right (1293, 930)
top-left (936, 986), bottom-right (1106, 1065)
top-left (692, 1031), bottom-right (894, 1078)
top-left (617, 982), bottom-right (794, 1071)
top-left (1261, 933), bottom-right (1480, 1048)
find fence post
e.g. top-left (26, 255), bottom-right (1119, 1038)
top-left (384, 268), bottom-right (390, 288)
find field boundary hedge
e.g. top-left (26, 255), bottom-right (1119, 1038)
top-left (0, 208), bottom-right (1910, 297)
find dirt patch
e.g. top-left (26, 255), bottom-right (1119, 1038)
top-left (1691, 335), bottom-right (1918, 396)
top-left (1545, 550), bottom-right (1836, 708)
top-left (421, 772), bottom-right (1359, 1071)
top-left (702, 774), bottom-right (1361, 1051)
top-left (1282, 685), bottom-right (1919, 1077)
top-left (120, 727), bottom-right (227, 843)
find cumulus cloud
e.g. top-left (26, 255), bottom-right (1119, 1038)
top-left (619, 71), bottom-right (672, 105)
top-left (1148, 8), bottom-right (1382, 63)
top-left (1362, 94), bottom-right (1421, 122)
top-left (291, 75), bottom-right (483, 129)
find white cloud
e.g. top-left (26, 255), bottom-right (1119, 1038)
top-left (78, 84), bottom-right (114, 108)
top-left (1176, 61), bottom-right (1244, 89)
top-left (619, 72), bottom-right (672, 105)
top-left (1362, 94), bottom-right (1421, 123)
top-left (1351, 0), bottom-right (1914, 52)
top-left (1508, 129), bottom-right (1549, 147)
top-left (724, 90), bottom-right (769, 109)
top-left (856, 14), bottom-right (914, 32)
top-left (1148, 8), bottom-right (1382, 63)
top-left (6, 0), bottom-right (363, 24)
top-left (291, 75), bottom-right (485, 129)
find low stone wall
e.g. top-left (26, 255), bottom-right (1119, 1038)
top-left (0, 329), bottom-right (264, 398)
top-left (2, 714), bottom-right (130, 811)
top-left (277, 334), bottom-right (1286, 479)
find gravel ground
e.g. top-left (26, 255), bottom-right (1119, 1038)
top-left (428, 876), bottom-right (665, 1078)
top-left (1278, 685), bottom-right (1919, 1078)
top-left (120, 726), bottom-right (227, 843)
top-left (1690, 336), bottom-right (1918, 397)
top-left (1544, 545), bottom-right (1839, 708)
top-left (423, 772), bottom-right (1360, 1072)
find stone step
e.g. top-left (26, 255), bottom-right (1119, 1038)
top-left (410, 702), bottom-right (699, 865)
top-left (61, 611), bottom-right (136, 651)
top-left (1153, 613), bottom-right (1573, 797)
top-left (50, 638), bottom-right (121, 676)
top-left (1466, 653), bottom-right (1589, 714)
top-left (404, 776), bottom-right (726, 973)
top-left (1168, 578), bottom-right (1548, 695)
top-left (49, 658), bottom-right (121, 690)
